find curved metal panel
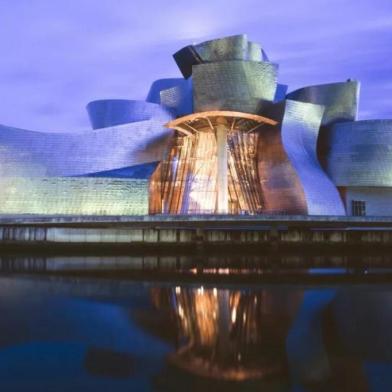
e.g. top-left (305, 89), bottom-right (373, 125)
top-left (274, 84), bottom-right (288, 102)
top-left (247, 41), bottom-right (262, 61)
top-left (257, 122), bottom-right (307, 215)
top-left (281, 100), bottom-right (346, 215)
top-left (194, 34), bottom-right (250, 62)
top-left (193, 60), bottom-right (278, 113)
top-left (86, 99), bottom-right (171, 130)
top-left (173, 35), bottom-right (265, 78)
top-left (0, 119), bottom-right (173, 178)
top-left (159, 79), bottom-right (193, 116)
top-left (146, 78), bottom-right (188, 104)
top-left (0, 177), bottom-right (148, 215)
top-left (325, 120), bottom-right (392, 186)
top-left (286, 81), bottom-right (360, 126)
top-left (81, 162), bottom-right (159, 179)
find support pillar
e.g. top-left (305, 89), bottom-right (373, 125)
top-left (216, 119), bottom-right (228, 214)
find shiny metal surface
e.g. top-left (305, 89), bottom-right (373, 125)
top-left (286, 81), bottom-right (360, 126)
top-left (0, 177), bottom-right (148, 215)
top-left (159, 78), bottom-right (193, 116)
top-left (86, 99), bottom-right (171, 129)
top-left (281, 100), bottom-right (346, 215)
top-left (194, 34), bottom-right (262, 62)
top-left (257, 122), bottom-right (307, 215)
top-left (173, 34), bottom-right (265, 79)
top-left (326, 120), bottom-right (392, 186)
top-left (146, 78), bottom-right (188, 104)
top-left (193, 60), bottom-right (278, 113)
top-left (0, 119), bottom-right (173, 177)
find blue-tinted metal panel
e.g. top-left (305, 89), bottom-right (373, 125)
top-left (281, 100), bottom-right (346, 215)
top-left (192, 60), bottom-right (278, 113)
top-left (82, 162), bottom-right (159, 179)
top-left (146, 79), bottom-right (189, 104)
top-left (326, 120), bottom-right (392, 186)
top-left (0, 120), bottom-right (173, 177)
top-left (274, 84), bottom-right (288, 102)
top-left (86, 100), bottom-right (171, 130)
top-left (286, 81), bottom-right (360, 126)
top-left (159, 78), bottom-right (193, 116)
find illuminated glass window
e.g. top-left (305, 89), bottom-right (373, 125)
top-left (351, 200), bottom-right (366, 216)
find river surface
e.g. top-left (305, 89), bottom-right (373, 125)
top-left (0, 256), bottom-right (391, 391)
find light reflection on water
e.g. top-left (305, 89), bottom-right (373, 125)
top-left (0, 256), bottom-right (391, 391)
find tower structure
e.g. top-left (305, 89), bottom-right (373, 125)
top-left (149, 35), bottom-right (279, 214)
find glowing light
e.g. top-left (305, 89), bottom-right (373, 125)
top-left (231, 307), bottom-right (237, 323)
top-left (213, 288), bottom-right (217, 297)
top-left (197, 286), bottom-right (204, 295)
top-left (175, 286), bottom-right (181, 294)
top-left (178, 304), bottom-right (184, 318)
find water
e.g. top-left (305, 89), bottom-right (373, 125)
top-left (0, 256), bottom-right (392, 391)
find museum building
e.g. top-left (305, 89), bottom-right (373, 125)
top-left (0, 34), bottom-right (390, 217)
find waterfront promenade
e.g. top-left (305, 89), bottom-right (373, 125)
top-left (1, 214), bottom-right (392, 250)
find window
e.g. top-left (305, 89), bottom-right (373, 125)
top-left (351, 200), bottom-right (366, 216)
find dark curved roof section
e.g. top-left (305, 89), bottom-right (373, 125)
top-left (325, 120), bottom-right (392, 186)
top-left (86, 99), bottom-right (171, 130)
top-left (286, 81), bottom-right (360, 126)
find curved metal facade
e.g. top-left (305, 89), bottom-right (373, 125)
top-left (146, 78), bottom-right (193, 116)
top-left (1, 33), bottom-right (387, 217)
top-left (0, 120), bottom-right (173, 177)
top-left (146, 78), bottom-right (186, 103)
top-left (0, 177), bottom-right (148, 215)
top-left (286, 81), bottom-right (360, 126)
top-left (173, 34), bottom-right (265, 79)
top-left (86, 99), bottom-right (172, 130)
top-left (325, 120), bottom-right (392, 186)
top-left (257, 122), bottom-right (307, 215)
top-left (281, 100), bottom-right (346, 215)
top-left (193, 60), bottom-right (278, 113)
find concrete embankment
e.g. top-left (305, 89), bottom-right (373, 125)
top-left (1, 214), bottom-right (392, 251)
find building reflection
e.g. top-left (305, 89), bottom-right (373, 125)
top-left (149, 286), bottom-right (302, 383)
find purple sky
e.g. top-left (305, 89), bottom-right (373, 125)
top-left (0, 0), bottom-right (391, 132)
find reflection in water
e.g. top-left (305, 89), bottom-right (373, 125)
top-left (0, 266), bottom-right (391, 390)
top-left (149, 286), bottom-right (302, 384)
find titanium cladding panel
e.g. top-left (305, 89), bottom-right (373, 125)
top-left (159, 79), bottom-right (193, 116)
top-left (326, 120), bottom-right (392, 186)
top-left (194, 34), bottom-right (261, 62)
top-left (0, 120), bottom-right (173, 177)
top-left (286, 81), bottom-right (360, 126)
top-left (281, 100), bottom-right (346, 215)
top-left (0, 177), bottom-right (148, 215)
top-left (193, 60), bottom-right (278, 113)
top-left (146, 78), bottom-right (189, 104)
top-left (173, 34), bottom-right (264, 78)
top-left (86, 100), bottom-right (172, 130)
